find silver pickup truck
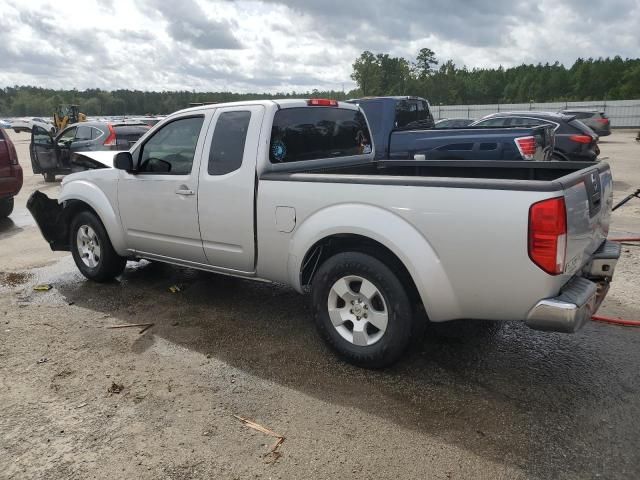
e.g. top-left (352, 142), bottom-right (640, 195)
top-left (28, 99), bottom-right (620, 368)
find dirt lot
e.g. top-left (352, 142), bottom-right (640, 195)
top-left (1, 130), bottom-right (640, 479)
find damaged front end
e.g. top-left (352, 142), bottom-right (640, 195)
top-left (26, 191), bottom-right (71, 251)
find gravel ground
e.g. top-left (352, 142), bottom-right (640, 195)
top-left (1, 130), bottom-right (639, 479)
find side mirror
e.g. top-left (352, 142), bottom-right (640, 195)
top-left (114, 152), bottom-right (134, 172)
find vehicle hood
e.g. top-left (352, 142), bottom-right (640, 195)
top-left (71, 150), bottom-right (125, 169)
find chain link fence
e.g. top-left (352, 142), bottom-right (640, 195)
top-left (432, 100), bottom-right (640, 127)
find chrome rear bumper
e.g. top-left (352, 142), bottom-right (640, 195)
top-left (526, 240), bottom-right (620, 333)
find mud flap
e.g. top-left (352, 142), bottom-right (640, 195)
top-left (26, 191), bottom-right (70, 251)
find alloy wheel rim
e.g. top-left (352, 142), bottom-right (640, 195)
top-left (76, 225), bottom-right (101, 268)
top-left (327, 275), bottom-right (388, 346)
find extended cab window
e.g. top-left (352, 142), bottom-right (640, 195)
top-left (269, 108), bottom-right (371, 163)
top-left (208, 111), bottom-right (251, 175)
top-left (138, 116), bottom-right (204, 175)
top-left (394, 100), bottom-right (434, 130)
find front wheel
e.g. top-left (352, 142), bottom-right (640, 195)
top-left (311, 252), bottom-right (414, 368)
top-left (0, 197), bottom-right (14, 218)
top-left (70, 211), bottom-right (126, 282)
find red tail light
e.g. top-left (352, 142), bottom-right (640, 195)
top-left (103, 124), bottom-right (117, 146)
top-left (515, 136), bottom-right (537, 160)
top-left (569, 134), bottom-right (592, 144)
top-left (528, 197), bottom-right (567, 275)
top-left (596, 118), bottom-right (609, 125)
top-left (308, 99), bottom-right (338, 107)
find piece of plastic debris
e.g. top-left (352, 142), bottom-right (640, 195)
top-left (168, 285), bottom-right (182, 293)
top-left (33, 284), bottom-right (52, 291)
top-left (37, 357), bottom-right (48, 364)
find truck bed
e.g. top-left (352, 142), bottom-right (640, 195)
top-left (262, 160), bottom-right (609, 192)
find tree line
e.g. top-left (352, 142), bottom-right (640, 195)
top-left (1, 51), bottom-right (639, 116)
top-left (351, 49), bottom-right (640, 104)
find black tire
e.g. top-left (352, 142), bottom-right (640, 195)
top-left (0, 197), bottom-right (14, 218)
top-left (311, 252), bottom-right (414, 368)
top-left (70, 211), bottom-right (126, 282)
top-left (44, 172), bottom-right (56, 182)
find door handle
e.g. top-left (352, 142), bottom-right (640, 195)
top-left (175, 188), bottom-right (195, 196)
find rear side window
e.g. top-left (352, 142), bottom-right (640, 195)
top-left (208, 111), bottom-right (251, 175)
top-left (395, 100), bottom-right (434, 129)
top-left (475, 117), bottom-right (508, 127)
top-left (75, 125), bottom-right (93, 140)
top-left (508, 117), bottom-right (545, 127)
top-left (270, 108), bottom-right (371, 163)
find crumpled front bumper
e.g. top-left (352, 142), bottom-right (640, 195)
top-left (526, 240), bottom-right (621, 333)
top-left (26, 190), bottom-right (70, 251)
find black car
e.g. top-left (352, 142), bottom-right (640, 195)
top-left (30, 121), bottom-right (150, 181)
top-left (434, 118), bottom-right (475, 128)
top-left (471, 112), bottom-right (599, 161)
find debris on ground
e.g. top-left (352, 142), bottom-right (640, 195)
top-left (107, 323), bottom-right (154, 334)
top-left (36, 357), bottom-right (48, 364)
top-left (233, 415), bottom-right (285, 463)
top-left (0, 271), bottom-right (32, 287)
top-left (107, 382), bottom-right (124, 395)
top-left (168, 284), bottom-right (183, 293)
top-left (33, 284), bottom-right (52, 292)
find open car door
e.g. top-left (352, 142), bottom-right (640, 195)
top-left (30, 125), bottom-right (60, 176)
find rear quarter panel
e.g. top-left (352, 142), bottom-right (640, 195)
top-left (257, 178), bottom-right (570, 322)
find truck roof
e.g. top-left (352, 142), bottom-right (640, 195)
top-left (348, 96), bottom-right (426, 102)
top-left (175, 99), bottom-right (358, 116)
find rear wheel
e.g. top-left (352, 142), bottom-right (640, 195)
top-left (44, 172), bottom-right (56, 182)
top-left (70, 211), bottom-right (126, 282)
top-left (0, 197), bottom-right (14, 218)
top-left (311, 252), bottom-right (414, 368)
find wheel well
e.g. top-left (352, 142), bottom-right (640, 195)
top-left (301, 234), bottom-right (422, 307)
top-left (60, 200), bottom-right (101, 245)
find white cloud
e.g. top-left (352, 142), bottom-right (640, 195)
top-left (0, 0), bottom-right (638, 92)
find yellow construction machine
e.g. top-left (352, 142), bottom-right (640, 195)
top-left (53, 104), bottom-right (87, 132)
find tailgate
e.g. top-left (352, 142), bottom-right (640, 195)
top-left (562, 163), bottom-right (612, 275)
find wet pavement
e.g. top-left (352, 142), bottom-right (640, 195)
top-left (3, 252), bottom-right (636, 478)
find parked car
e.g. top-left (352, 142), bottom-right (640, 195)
top-left (30, 121), bottom-right (150, 182)
top-left (471, 112), bottom-right (599, 161)
top-left (0, 128), bottom-right (23, 218)
top-left (434, 118), bottom-right (475, 128)
top-left (560, 110), bottom-right (611, 137)
top-left (27, 99), bottom-right (619, 368)
top-left (10, 117), bottom-right (56, 134)
top-left (350, 97), bottom-right (554, 161)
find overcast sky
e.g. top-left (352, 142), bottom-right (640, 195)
top-left (1, 0), bottom-right (639, 93)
